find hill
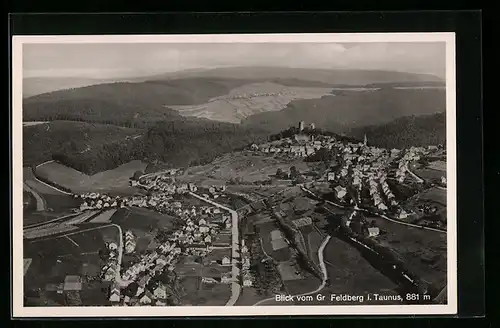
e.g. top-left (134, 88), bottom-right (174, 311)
top-left (242, 87), bottom-right (446, 133)
top-left (22, 77), bottom-right (135, 98)
top-left (347, 112), bottom-right (446, 149)
top-left (23, 121), bottom-right (141, 166)
top-left (23, 120), bottom-right (270, 175)
top-left (160, 67), bottom-right (443, 85)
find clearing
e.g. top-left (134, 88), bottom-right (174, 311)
top-left (35, 160), bottom-right (148, 195)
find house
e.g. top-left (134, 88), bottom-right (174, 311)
top-left (189, 183), bottom-right (198, 192)
top-left (199, 226), bottom-right (210, 233)
top-left (204, 235), bottom-right (212, 243)
top-left (367, 227), bottom-right (380, 237)
top-left (241, 245), bottom-right (249, 253)
top-left (243, 278), bottom-right (253, 287)
top-left (221, 256), bottom-right (231, 266)
top-left (334, 186), bottom-right (347, 199)
top-left (199, 218), bottom-right (207, 226)
top-left (399, 209), bottom-right (409, 219)
top-left (153, 285), bottom-right (168, 300)
top-left (109, 289), bottom-right (121, 303)
top-left (327, 172), bottom-right (336, 181)
top-left (221, 273), bottom-right (233, 284)
top-left (202, 277), bottom-right (218, 284)
top-left (139, 291), bottom-right (154, 305)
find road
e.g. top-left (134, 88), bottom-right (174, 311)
top-left (188, 191), bottom-right (241, 306)
top-left (253, 235), bottom-right (332, 306)
top-left (301, 186), bottom-right (446, 234)
top-left (23, 182), bottom-right (46, 211)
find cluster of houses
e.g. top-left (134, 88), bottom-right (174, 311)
top-left (101, 241), bottom-right (121, 283)
top-left (76, 192), bottom-right (126, 211)
top-left (201, 184), bottom-right (227, 200)
top-left (104, 202), bottom-right (235, 306)
top-left (131, 173), bottom-right (198, 195)
top-left (239, 242), bottom-right (253, 287)
top-left (250, 135), bottom-right (337, 158)
top-left (124, 231), bottom-right (136, 254)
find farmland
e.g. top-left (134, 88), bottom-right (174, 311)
top-left (169, 82), bottom-right (335, 124)
top-left (110, 207), bottom-right (179, 232)
top-left (23, 225), bottom-right (119, 304)
top-left (414, 168), bottom-right (446, 183)
top-left (318, 236), bottom-right (400, 304)
top-left (35, 160), bottom-right (148, 195)
top-left (179, 151), bottom-right (311, 185)
top-left (369, 215), bottom-right (447, 290)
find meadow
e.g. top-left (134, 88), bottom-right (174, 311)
top-left (35, 160), bottom-right (147, 195)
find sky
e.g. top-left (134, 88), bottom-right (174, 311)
top-left (23, 42), bottom-right (446, 79)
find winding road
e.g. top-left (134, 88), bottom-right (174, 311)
top-left (253, 235), bottom-right (332, 306)
top-left (188, 191), bottom-right (241, 306)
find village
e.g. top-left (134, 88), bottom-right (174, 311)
top-left (72, 172), bottom-right (253, 306)
top-left (249, 121), bottom-right (447, 228)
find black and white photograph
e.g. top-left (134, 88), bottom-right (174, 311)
top-left (12, 33), bottom-right (457, 317)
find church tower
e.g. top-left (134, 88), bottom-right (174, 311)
top-left (363, 134), bottom-right (368, 146)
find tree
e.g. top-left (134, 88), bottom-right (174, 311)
top-left (276, 168), bottom-right (284, 179)
top-left (132, 170), bottom-right (144, 180)
top-left (290, 166), bottom-right (299, 179)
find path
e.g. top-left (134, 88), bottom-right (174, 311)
top-left (23, 182), bottom-right (46, 211)
top-left (253, 235), bottom-right (331, 306)
top-left (188, 191), bottom-right (241, 306)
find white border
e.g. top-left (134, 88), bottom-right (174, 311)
top-left (12, 33), bottom-right (457, 317)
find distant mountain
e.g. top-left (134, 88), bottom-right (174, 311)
top-left (162, 67), bottom-right (443, 85)
top-left (347, 112), bottom-right (446, 149)
top-left (242, 87), bottom-right (446, 133)
top-left (23, 77), bottom-right (128, 98)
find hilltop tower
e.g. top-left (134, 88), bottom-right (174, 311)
top-left (299, 121), bottom-right (305, 131)
top-left (363, 134), bottom-right (368, 147)
top-left (310, 123), bottom-right (316, 130)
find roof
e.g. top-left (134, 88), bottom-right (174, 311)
top-left (63, 275), bottom-right (82, 291)
top-left (271, 238), bottom-right (288, 251)
top-left (270, 230), bottom-right (283, 241)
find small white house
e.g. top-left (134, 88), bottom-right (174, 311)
top-left (221, 256), bottom-right (231, 266)
top-left (368, 227), bottom-right (380, 237)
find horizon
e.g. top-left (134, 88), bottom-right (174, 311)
top-left (23, 65), bottom-right (445, 81)
top-left (23, 42), bottom-right (447, 80)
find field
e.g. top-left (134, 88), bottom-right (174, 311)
top-left (180, 151), bottom-right (311, 185)
top-left (257, 221), bottom-right (291, 262)
top-left (168, 82), bottom-right (335, 124)
top-left (110, 207), bottom-right (178, 232)
top-left (180, 278), bottom-right (231, 306)
top-left (318, 236), bottom-right (399, 304)
top-left (413, 187), bottom-right (447, 206)
top-left (369, 216), bottom-right (447, 290)
top-left (24, 252), bottom-right (110, 306)
top-left (35, 160), bottom-right (148, 195)
top-left (414, 168), bottom-right (446, 183)
top-left (23, 225), bottom-right (118, 305)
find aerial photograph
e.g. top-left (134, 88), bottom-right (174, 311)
top-left (19, 38), bottom-right (449, 308)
